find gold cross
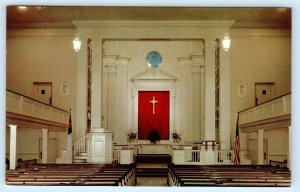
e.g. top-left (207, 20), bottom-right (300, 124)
top-left (149, 96), bottom-right (158, 114)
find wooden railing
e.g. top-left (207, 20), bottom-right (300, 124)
top-left (6, 89), bottom-right (68, 125)
top-left (215, 150), bottom-right (234, 164)
top-left (184, 150), bottom-right (202, 163)
top-left (172, 149), bottom-right (248, 165)
top-left (113, 149), bottom-right (121, 164)
top-left (73, 135), bottom-right (87, 156)
top-left (238, 93), bottom-right (291, 125)
top-left (113, 146), bottom-right (134, 165)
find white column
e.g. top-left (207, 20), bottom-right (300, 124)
top-left (257, 129), bottom-right (264, 165)
top-left (42, 129), bottom-right (48, 164)
top-left (191, 55), bottom-right (203, 141)
top-left (200, 65), bottom-right (205, 140)
top-left (91, 39), bottom-right (103, 132)
top-left (9, 124), bottom-right (17, 170)
top-left (76, 37), bottom-right (88, 138)
top-left (219, 45), bottom-right (231, 150)
top-left (103, 56), bottom-right (117, 133)
top-left (203, 38), bottom-right (216, 140)
top-left (115, 56), bottom-right (130, 144)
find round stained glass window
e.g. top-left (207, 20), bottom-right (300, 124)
top-left (146, 51), bottom-right (162, 68)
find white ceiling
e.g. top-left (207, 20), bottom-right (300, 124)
top-left (7, 6), bottom-right (291, 28)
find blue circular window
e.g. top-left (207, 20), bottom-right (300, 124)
top-left (146, 51), bottom-right (162, 68)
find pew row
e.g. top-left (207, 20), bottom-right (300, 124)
top-left (6, 164), bottom-right (136, 186)
top-left (168, 164), bottom-right (291, 187)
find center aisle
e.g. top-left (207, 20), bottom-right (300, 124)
top-left (136, 176), bottom-right (168, 186)
top-left (134, 154), bottom-right (171, 186)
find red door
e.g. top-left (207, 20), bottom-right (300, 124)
top-left (138, 91), bottom-right (170, 140)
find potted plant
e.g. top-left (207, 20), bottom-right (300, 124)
top-left (126, 129), bottom-right (137, 143)
top-left (148, 130), bottom-right (160, 144)
top-left (172, 130), bottom-right (181, 143)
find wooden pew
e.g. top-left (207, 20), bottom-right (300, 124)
top-left (168, 164), bottom-right (291, 187)
top-left (6, 164), bottom-right (136, 186)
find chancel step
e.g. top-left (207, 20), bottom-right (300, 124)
top-left (136, 168), bottom-right (168, 177)
top-left (136, 154), bottom-right (171, 164)
top-left (73, 152), bottom-right (88, 164)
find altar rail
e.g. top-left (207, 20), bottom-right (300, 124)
top-left (6, 90), bottom-right (68, 125)
top-left (172, 149), bottom-right (248, 165)
top-left (239, 93), bottom-right (291, 125)
top-left (113, 146), bottom-right (134, 165)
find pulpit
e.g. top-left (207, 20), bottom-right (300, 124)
top-left (86, 128), bottom-right (113, 164)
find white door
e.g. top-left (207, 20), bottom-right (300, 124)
top-left (255, 83), bottom-right (275, 105)
top-left (33, 82), bottom-right (52, 105)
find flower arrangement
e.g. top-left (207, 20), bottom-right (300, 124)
top-left (172, 130), bottom-right (181, 143)
top-left (148, 130), bottom-right (160, 144)
top-left (126, 129), bottom-right (137, 143)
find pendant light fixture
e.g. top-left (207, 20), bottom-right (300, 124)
top-left (222, 33), bottom-right (231, 52)
top-left (73, 34), bottom-right (81, 52)
top-left (73, 7), bottom-right (81, 52)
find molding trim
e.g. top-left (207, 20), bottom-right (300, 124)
top-left (73, 20), bottom-right (236, 28)
top-left (7, 22), bottom-right (75, 29)
top-left (6, 112), bottom-right (67, 132)
top-left (240, 114), bottom-right (291, 133)
top-left (131, 68), bottom-right (177, 82)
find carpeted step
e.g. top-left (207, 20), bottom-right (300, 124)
top-left (136, 154), bottom-right (171, 164)
top-left (136, 168), bottom-right (168, 177)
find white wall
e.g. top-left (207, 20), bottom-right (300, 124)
top-left (6, 25), bottom-right (291, 154)
top-left (6, 28), bottom-right (77, 137)
top-left (243, 128), bottom-right (288, 164)
top-left (230, 28), bottom-right (291, 145)
top-left (6, 127), bottom-right (66, 163)
top-left (103, 40), bottom-right (204, 144)
top-left (265, 128), bottom-right (288, 162)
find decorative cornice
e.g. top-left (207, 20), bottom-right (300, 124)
top-left (73, 20), bottom-right (236, 29)
top-left (131, 67), bottom-right (177, 82)
top-left (7, 22), bottom-right (75, 29)
top-left (6, 112), bottom-right (67, 132)
top-left (240, 114), bottom-right (291, 133)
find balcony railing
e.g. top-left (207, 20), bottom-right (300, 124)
top-left (6, 89), bottom-right (68, 125)
top-left (239, 93), bottom-right (291, 125)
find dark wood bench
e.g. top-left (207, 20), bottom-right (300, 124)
top-left (6, 164), bottom-right (136, 186)
top-left (168, 164), bottom-right (291, 187)
top-left (17, 159), bottom-right (37, 168)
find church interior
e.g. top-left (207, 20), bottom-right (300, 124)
top-left (4, 6), bottom-right (292, 187)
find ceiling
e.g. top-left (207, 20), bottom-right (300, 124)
top-left (7, 6), bottom-right (291, 28)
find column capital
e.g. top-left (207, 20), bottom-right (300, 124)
top-left (8, 124), bottom-right (17, 129)
top-left (90, 39), bottom-right (103, 51)
top-left (204, 37), bottom-right (218, 43)
top-left (177, 56), bottom-right (191, 62)
top-left (257, 129), bottom-right (264, 134)
top-left (103, 55), bottom-right (118, 64)
top-left (117, 55), bottom-right (131, 63)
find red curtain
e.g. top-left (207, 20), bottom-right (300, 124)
top-left (138, 91), bottom-right (170, 140)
